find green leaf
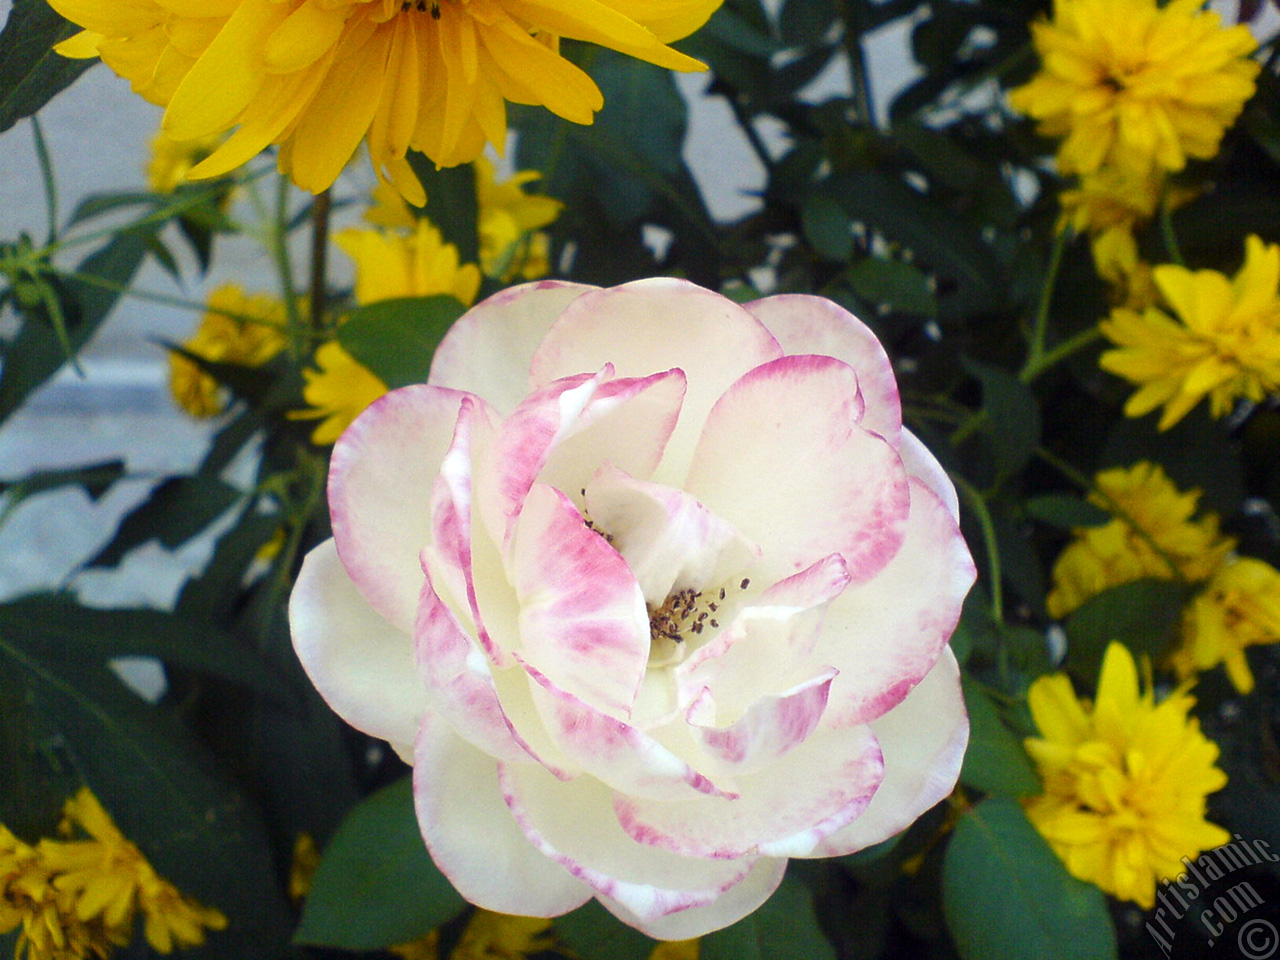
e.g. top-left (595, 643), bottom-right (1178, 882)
top-left (844, 257), bottom-right (938, 317)
top-left (0, 0), bottom-right (95, 134)
top-left (0, 224), bottom-right (156, 426)
top-left (336, 295), bottom-right (466, 390)
top-left (959, 678), bottom-right (1039, 797)
top-left (555, 900), bottom-right (658, 960)
top-left (1062, 578), bottom-right (1190, 678)
top-left (801, 194), bottom-right (853, 262)
top-left (942, 797), bottom-right (1117, 960)
top-left (295, 777), bottom-right (466, 950)
top-left (0, 638), bottom-right (292, 957)
top-left (820, 170), bottom-right (1005, 321)
top-left (0, 458), bottom-right (124, 506)
top-left (405, 160), bottom-right (480, 264)
top-left (89, 475), bottom-right (243, 568)
top-left (0, 595), bottom-right (293, 702)
top-left (964, 358), bottom-right (1041, 478)
top-left (701, 873), bottom-right (836, 960)
top-left (1024, 495), bottom-right (1110, 531)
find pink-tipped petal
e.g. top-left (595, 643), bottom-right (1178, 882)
top-left (529, 278), bottom-right (784, 484)
top-left (685, 355), bottom-right (909, 586)
top-left (817, 479), bottom-right (976, 727)
top-left (498, 762), bottom-right (756, 923)
top-left (596, 857), bottom-right (787, 940)
top-left (536, 369), bottom-right (688, 497)
top-left (429, 280), bottom-right (597, 414)
top-left (898, 427), bottom-right (959, 522)
top-left (426, 395), bottom-right (511, 664)
top-left (329, 384), bottom-right (471, 632)
top-left (413, 711), bottom-right (593, 916)
top-left (688, 669), bottom-right (837, 775)
top-left (414, 563), bottom-right (534, 764)
top-left (290, 540), bottom-right (424, 754)
top-left (674, 555), bottom-right (850, 718)
top-left (615, 721), bottom-right (883, 860)
top-left (744, 293), bottom-right (901, 444)
top-left (473, 370), bottom-right (605, 547)
top-left (806, 649), bottom-right (968, 857)
top-left (584, 465), bottom-right (761, 606)
top-left (509, 484), bottom-right (649, 716)
top-left (519, 658), bottom-right (736, 802)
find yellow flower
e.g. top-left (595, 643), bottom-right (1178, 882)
top-left (169, 285), bottom-right (288, 418)
top-left (364, 181), bottom-right (419, 232)
top-left (474, 156), bottom-right (562, 281)
top-left (146, 129), bottom-right (225, 194)
top-left (50, 0), bottom-right (722, 202)
top-left (287, 833), bottom-right (319, 903)
top-left (1047, 462), bottom-right (1236, 618)
top-left (290, 342), bottom-right (389, 446)
top-left (335, 219), bottom-right (481, 308)
top-left (1024, 643), bottom-right (1230, 908)
top-left (1175, 557), bottom-right (1280, 694)
top-left (389, 930), bottom-right (441, 960)
top-left (650, 940), bottom-right (700, 960)
top-left (1, 789), bottom-right (224, 960)
top-left (1008, 0), bottom-right (1258, 177)
top-left (1100, 234), bottom-right (1280, 431)
top-left (453, 910), bottom-right (555, 960)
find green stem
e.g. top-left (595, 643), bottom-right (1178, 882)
top-left (31, 117), bottom-right (58, 244)
top-left (1023, 228), bottom-right (1069, 374)
top-left (270, 174), bottom-right (304, 360)
top-left (308, 189), bottom-right (332, 331)
top-left (952, 472), bottom-right (1004, 625)
top-left (1033, 446), bottom-right (1190, 582)
top-left (950, 408), bottom-right (988, 447)
top-left (1019, 325), bottom-right (1104, 383)
top-left (60, 269), bottom-right (288, 331)
top-left (835, 0), bottom-right (876, 127)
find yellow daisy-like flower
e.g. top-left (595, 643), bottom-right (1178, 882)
top-left (290, 341), bottom-right (389, 446)
top-left (1058, 166), bottom-right (1164, 284)
top-left (1007, 0), bottom-right (1259, 177)
top-left (169, 284), bottom-right (288, 419)
top-left (1047, 461), bottom-right (1236, 619)
top-left (474, 156), bottom-right (562, 281)
top-left (146, 129), bottom-right (226, 194)
top-left (1, 789), bottom-right (225, 960)
top-left (1100, 234), bottom-right (1280, 431)
top-left (1175, 557), bottom-right (1280, 694)
top-left (1024, 642), bottom-right (1230, 908)
top-left (50, 0), bottom-right (722, 202)
top-left (335, 219), bottom-right (482, 308)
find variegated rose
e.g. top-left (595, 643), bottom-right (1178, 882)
top-left (289, 279), bottom-right (975, 938)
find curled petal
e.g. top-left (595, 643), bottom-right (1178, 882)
top-left (529, 278), bottom-right (784, 483)
top-left (413, 711), bottom-right (592, 916)
top-left (498, 763), bottom-right (755, 922)
top-left (685, 355), bottom-right (909, 586)
top-left (596, 857), bottom-right (787, 940)
top-left (807, 649), bottom-right (967, 857)
top-left (817, 479), bottom-right (975, 727)
top-left (509, 483), bottom-right (649, 716)
top-left (520, 657), bottom-right (735, 802)
top-left (675, 554), bottom-right (850, 717)
top-left (687, 669), bottom-right (837, 775)
top-left (743, 293), bottom-right (901, 445)
top-left (614, 722), bottom-right (883, 859)
top-left (430, 280), bottom-right (597, 414)
top-left (414, 562), bottom-right (535, 764)
top-left (898, 427), bottom-right (959, 522)
top-left (291, 540), bottom-right (423, 756)
top-left (330, 384), bottom-right (471, 632)
top-left (585, 464), bottom-right (760, 606)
